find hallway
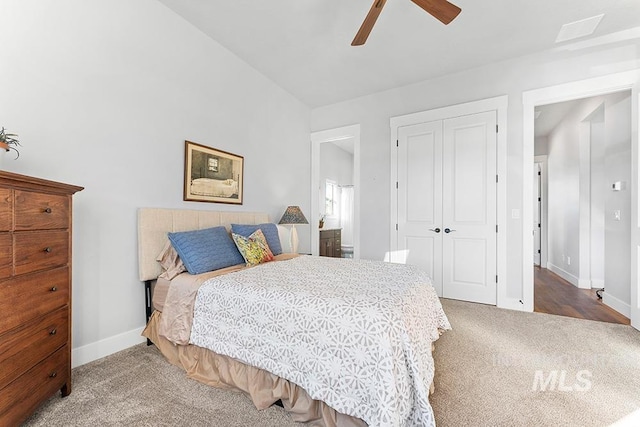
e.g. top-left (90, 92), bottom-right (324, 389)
top-left (534, 266), bottom-right (630, 325)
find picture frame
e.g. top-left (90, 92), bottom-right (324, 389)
top-left (184, 140), bottom-right (244, 204)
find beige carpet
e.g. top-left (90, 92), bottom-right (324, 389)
top-left (24, 299), bottom-right (640, 426)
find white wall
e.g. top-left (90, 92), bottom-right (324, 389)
top-left (545, 99), bottom-right (594, 282)
top-left (604, 92), bottom-right (632, 311)
top-left (590, 111), bottom-right (606, 288)
top-left (0, 0), bottom-right (310, 365)
top-left (319, 142), bottom-right (354, 229)
top-left (535, 136), bottom-right (549, 156)
top-left (311, 39), bottom-right (640, 301)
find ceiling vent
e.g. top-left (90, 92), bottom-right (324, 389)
top-left (556, 14), bottom-right (604, 43)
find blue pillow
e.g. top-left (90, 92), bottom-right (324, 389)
top-left (231, 223), bottom-right (283, 255)
top-left (168, 226), bottom-right (244, 275)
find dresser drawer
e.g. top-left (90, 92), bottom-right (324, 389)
top-left (0, 233), bottom-right (11, 279)
top-left (0, 188), bottom-right (11, 231)
top-left (0, 345), bottom-right (68, 426)
top-left (0, 267), bottom-right (69, 334)
top-left (14, 231), bottom-right (69, 275)
top-left (14, 190), bottom-right (69, 231)
top-left (320, 229), bottom-right (336, 238)
top-left (0, 307), bottom-right (68, 390)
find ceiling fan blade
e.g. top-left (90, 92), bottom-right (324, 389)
top-left (410, 0), bottom-right (461, 25)
top-left (352, 0), bottom-right (388, 46)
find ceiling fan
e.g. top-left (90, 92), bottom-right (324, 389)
top-left (352, 0), bottom-right (461, 46)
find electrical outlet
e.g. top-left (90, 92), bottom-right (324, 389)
top-left (614, 210), bottom-right (621, 221)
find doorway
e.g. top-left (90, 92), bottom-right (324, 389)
top-left (310, 125), bottom-right (360, 259)
top-left (533, 93), bottom-right (631, 323)
top-left (522, 70), bottom-right (640, 331)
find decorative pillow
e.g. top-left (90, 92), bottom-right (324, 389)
top-left (156, 240), bottom-right (186, 280)
top-left (168, 226), bottom-right (244, 275)
top-left (232, 229), bottom-right (275, 266)
top-left (231, 223), bottom-right (283, 255)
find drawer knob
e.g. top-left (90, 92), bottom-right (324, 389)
top-left (50, 286), bottom-right (58, 292)
top-left (49, 372), bottom-right (57, 378)
top-left (50, 329), bottom-right (57, 336)
top-left (44, 247), bottom-right (52, 253)
top-left (44, 207), bottom-right (52, 213)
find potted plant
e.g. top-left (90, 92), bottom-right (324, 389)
top-left (319, 214), bottom-right (326, 229)
top-left (0, 127), bottom-right (20, 158)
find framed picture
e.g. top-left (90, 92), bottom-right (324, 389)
top-left (184, 140), bottom-right (244, 204)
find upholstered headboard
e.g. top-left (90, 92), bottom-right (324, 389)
top-left (137, 208), bottom-right (287, 281)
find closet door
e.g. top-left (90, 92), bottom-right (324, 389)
top-left (397, 120), bottom-right (443, 296)
top-left (441, 111), bottom-right (497, 304)
top-left (396, 111), bottom-right (497, 304)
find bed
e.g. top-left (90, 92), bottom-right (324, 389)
top-left (190, 178), bottom-right (238, 197)
top-left (138, 208), bottom-right (450, 427)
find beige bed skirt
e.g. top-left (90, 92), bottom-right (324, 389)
top-left (142, 311), bottom-right (367, 427)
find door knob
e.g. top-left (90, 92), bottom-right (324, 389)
top-left (444, 228), bottom-right (456, 233)
top-left (429, 228), bottom-right (441, 233)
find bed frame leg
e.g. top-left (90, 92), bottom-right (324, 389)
top-left (145, 280), bottom-right (153, 346)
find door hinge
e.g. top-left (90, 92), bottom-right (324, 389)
top-left (396, 139), bottom-right (399, 147)
top-left (396, 224), bottom-right (398, 231)
top-left (496, 174), bottom-right (499, 183)
top-left (537, 249), bottom-right (541, 254)
top-left (495, 275), bottom-right (498, 283)
top-left (538, 223), bottom-right (541, 228)
top-left (538, 197), bottom-right (541, 202)
top-left (496, 225), bottom-right (498, 233)
top-left (496, 124), bottom-right (499, 133)
top-left (396, 181), bottom-right (399, 189)
top-left (538, 171), bottom-right (541, 176)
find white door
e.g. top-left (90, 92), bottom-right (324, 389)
top-left (534, 163), bottom-right (541, 265)
top-left (397, 120), bottom-right (443, 295)
top-left (397, 111), bottom-right (497, 305)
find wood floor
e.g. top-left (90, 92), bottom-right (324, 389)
top-left (534, 266), bottom-right (630, 325)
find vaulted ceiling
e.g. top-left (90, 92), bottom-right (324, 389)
top-left (157, 0), bottom-right (640, 108)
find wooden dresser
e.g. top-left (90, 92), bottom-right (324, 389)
top-left (0, 171), bottom-right (83, 426)
top-left (319, 228), bottom-right (341, 258)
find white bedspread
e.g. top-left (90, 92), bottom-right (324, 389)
top-left (190, 256), bottom-right (450, 427)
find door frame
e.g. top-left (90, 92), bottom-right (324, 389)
top-left (534, 155), bottom-right (548, 269)
top-left (310, 124), bottom-right (361, 259)
top-left (390, 95), bottom-right (510, 308)
top-left (522, 69), bottom-right (640, 330)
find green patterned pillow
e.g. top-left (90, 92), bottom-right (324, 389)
top-left (232, 229), bottom-right (275, 266)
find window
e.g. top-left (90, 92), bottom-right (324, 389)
top-left (325, 180), bottom-right (338, 217)
top-left (208, 157), bottom-right (219, 172)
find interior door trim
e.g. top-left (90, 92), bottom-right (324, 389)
top-left (311, 124), bottom-right (361, 260)
top-left (522, 70), bottom-right (640, 330)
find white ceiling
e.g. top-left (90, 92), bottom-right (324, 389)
top-left (157, 0), bottom-right (640, 108)
top-left (534, 99), bottom-right (584, 138)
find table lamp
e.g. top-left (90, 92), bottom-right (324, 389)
top-left (278, 206), bottom-right (308, 253)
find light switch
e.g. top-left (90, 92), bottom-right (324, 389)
top-left (612, 181), bottom-right (625, 191)
top-left (511, 209), bottom-right (520, 219)
top-left (614, 210), bottom-right (621, 221)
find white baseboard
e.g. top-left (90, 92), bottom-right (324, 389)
top-left (591, 279), bottom-right (605, 289)
top-left (547, 263), bottom-right (579, 287)
top-left (603, 292), bottom-right (631, 318)
top-left (577, 279), bottom-right (591, 289)
top-left (498, 297), bottom-right (527, 312)
top-left (72, 326), bottom-right (146, 368)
